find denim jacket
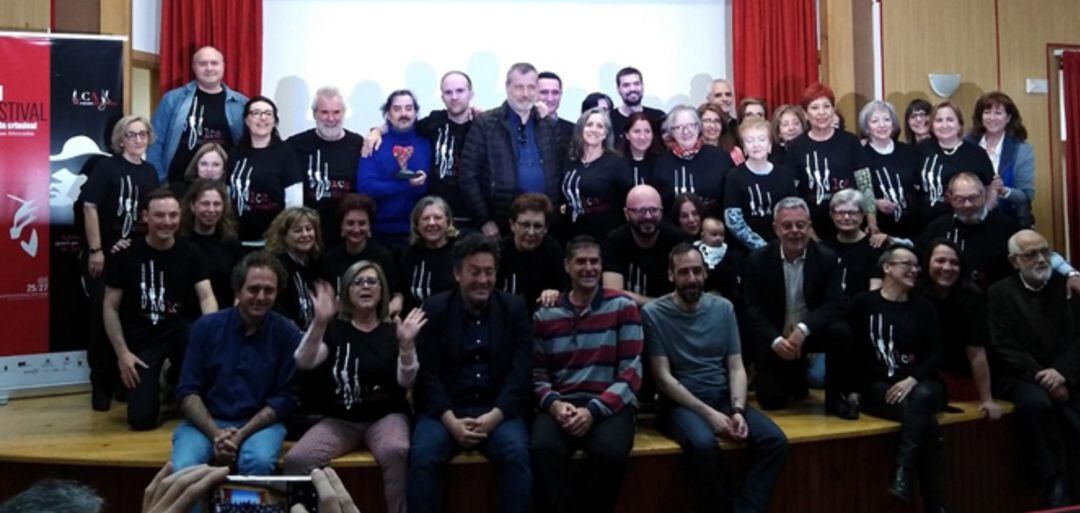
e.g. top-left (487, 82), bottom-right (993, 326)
top-left (147, 81), bottom-right (248, 181)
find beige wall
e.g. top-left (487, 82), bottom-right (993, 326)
top-left (0, 1), bottom-right (50, 31)
top-left (874, 0), bottom-right (1079, 248)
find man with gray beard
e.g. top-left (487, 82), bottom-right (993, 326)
top-left (988, 229), bottom-right (1080, 508)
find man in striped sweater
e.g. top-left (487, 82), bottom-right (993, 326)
top-left (530, 235), bottom-right (644, 513)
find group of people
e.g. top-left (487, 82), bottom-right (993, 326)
top-left (73, 44), bottom-right (1080, 513)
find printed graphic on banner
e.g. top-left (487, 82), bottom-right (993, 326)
top-left (0, 36), bottom-right (51, 356)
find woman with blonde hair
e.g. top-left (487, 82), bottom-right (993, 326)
top-left (265, 206), bottom-right (324, 329)
top-left (399, 196), bottom-right (459, 309)
top-left (171, 142), bottom-right (227, 198)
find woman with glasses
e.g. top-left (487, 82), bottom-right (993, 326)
top-left (918, 238), bottom-right (1002, 420)
top-left (966, 91), bottom-right (1036, 227)
top-left (903, 99), bottom-right (933, 145)
top-left (916, 101), bottom-right (996, 222)
top-left (858, 100), bottom-right (923, 241)
top-left (227, 96), bottom-right (304, 247)
top-left (848, 244), bottom-right (946, 510)
top-left (179, 179), bottom-right (242, 316)
top-left (498, 193), bottom-right (566, 314)
top-left (285, 263), bottom-right (426, 513)
top-left (698, 102), bottom-right (745, 165)
top-left (399, 196), bottom-right (459, 310)
top-left (822, 190), bottom-right (883, 297)
top-left (618, 112), bottom-right (662, 187)
top-left (783, 83), bottom-right (874, 241)
top-left (265, 207), bottom-right (324, 330)
top-left (560, 107), bottom-right (633, 242)
top-left (652, 105), bottom-right (735, 218)
top-left (79, 114), bottom-right (162, 411)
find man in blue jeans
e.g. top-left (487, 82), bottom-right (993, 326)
top-left (643, 243), bottom-right (788, 513)
top-left (171, 251), bottom-right (300, 474)
top-left (408, 234), bottom-right (533, 513)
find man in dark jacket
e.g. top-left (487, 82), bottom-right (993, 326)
top-left (742, 197), bottom-right (858, 419)
top-left (408, 234), bottom-right (533, 513)
top-left (459, 62), bottom-right (561, 238)
top-left (989, 229), bottom-right (1080, 508)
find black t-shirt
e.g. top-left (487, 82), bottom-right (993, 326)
top-left (822, 236), bottom-right (883, 296)
top-left (286, 129), bottom-right (364, 247)
top-left (723, 162), bottom-right (799, 247)
top-left (104, 237), bottom-right (207, 347)
top-left (400, 239), bottom-right (457, 309)
top-left (923, 285), bottom-right (987, 376)
top-left (561, 152), bottom-right (634, 242)
top-left (693, 240), bottom-right (744, 303)
top-left (168, 89), bottom-right (234, 183)
top-left (862, 141), bottom-right (923, 239)
top-left (848, 290), bottom-right (942, 386)
top-left (308, 320), bottom-right (410, 422)
top-left (497, 235), bottom-right (567, 314)
top-left (915, 139), bottom-right (994, 221)
top-left (917, 211), bottom-right (1020, 290)
top-left (227, 142), bottom-right (304, 242)
top-left (610, 106), bottom-right (666, 143)
top-left (603, 223), bottom-right (689, 299)
top-left (79, 155), bottom-right (161, 249)
top-left (624, 153), bottom-right (658, 187)
top-left (652, 145), bottom-right (735, 217)
top-left (274, 252), bottom-right (319, 330)
top-left (185, 232), bottom-right (242, 318)
top-left (418, 111), bottom-right (473, 225)
top-left (784, 130), bottom-right (866, 238)
top-left (320, 241), bottom-right (400, 296)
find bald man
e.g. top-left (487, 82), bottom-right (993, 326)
top-left (148, 46), bottom-right (249, 182)
top-left (602, 185), bottom-right (689, 307)
top-left (988, 229), bottom-right (1080, 508)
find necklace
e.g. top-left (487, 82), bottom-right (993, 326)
top-left (940, 141), bottom-right (961, 156)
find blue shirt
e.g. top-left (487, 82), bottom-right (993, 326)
top-left (452, 304), bottom-right (495, 417)
top-left (176, 307), bottom-right (301, 422)
top-left (507, 109), bottom-right (545, 194)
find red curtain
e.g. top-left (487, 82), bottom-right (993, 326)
top-left (733, 0), bottom-right (818, 112)
top-left (159, 0), bottom-right (262, 97)
top-left (1063, 52), bottom-right (1080, 262)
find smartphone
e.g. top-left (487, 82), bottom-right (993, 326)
top-left (206, 475), bottom-right (318, 513)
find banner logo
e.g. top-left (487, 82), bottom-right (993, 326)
top-left (6, 194), bottom-right (39, 258)
top-left (70, 89), bottom-right (117, 111)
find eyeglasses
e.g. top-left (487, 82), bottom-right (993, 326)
top-left (514, 221), bottom-right (547, 233)
top-left (351, 276), bottom-right (380, 288)
top-left (777, 221), bottom-right (810, 231)
top-left (888, 260), bottom-right (921, 271)
top-left (124, 131), bottom-right (150, 140)
top-left (831, 209), bottom-right (862, 218)
top-left (670, 123), bottom-right (699, 133)
top-left (1013, 247), bottom-right (1051, 263)
top-left (951, 194), bottom-right (983, 206)
top-left (248, 109), bottom-right (275, 119)
top-left (626, 206), bottom-right (662, 217)
top-left (701, 119), bottom-right (722, 127)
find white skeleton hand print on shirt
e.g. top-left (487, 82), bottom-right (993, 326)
top-left (672, 165), bottom-right (696, 196)
top-left (803, 151), bottom-right (832, 206)
top-left (747, 183), bottom-right (773, 218)
top-left (140, 259), bottom-right (167, 325)
top-left (410, 260), bottom-right (433, 302)
top-left (117, 175), bottom-right (139, 238)
top-left (920, 154), bottom-right (945, 207)
top-left (875, 167), bottom-right (907, 222)
top-left (229, 158), bottom-right (253, 217)
top-left (434, 124), bottom-right (456, 179)
top-left (306, 150), bottom-right (331, 202)
top-left (332, 343), bottom-right (385, 410)
top-left (626, 263), bottom-right (647, 296)
top-left (186, 94), bottom-right (205, 151)
top-left (562, 168), bottom-right (584, 222)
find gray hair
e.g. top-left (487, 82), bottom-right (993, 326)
top-left (0, 480), bottom-right (103, 513)
top-left (310, 85), bottom-right (346, 112)
top-left (661, 105), bottom-right (701, 137)
top-left (409, 195), bottom-right (460, 245)
top-left (857, 100), bottom-right (901, 139)
top-left (505, 62), bottom-right (538, 83)
top-left (110, 114), bottom-right (155, 154)
top-left (830, 188), bottom-right (864, 210)
top-left (773, 196), bottom-right (810, 218)
top-left (568, 107), bottom-right (615, 160)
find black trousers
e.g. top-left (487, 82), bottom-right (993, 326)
top-left (530, 406), bottom-right (636, 513)
top-left (125, 326), bottom-right (189, 431)
top-left (756, 321), bottom-right (855, 410)
top-left (998, 378), bottom-right (1080, 482)
top-left (82, 265), bottom-right (116, 399)
top-left (862, 379), bottom-right (946, 505)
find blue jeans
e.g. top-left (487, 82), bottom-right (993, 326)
top-left (171, 419), bottom-right (287, 475)
top-left (661, 402), bottom-right (788, 513)
top-left (407, 414), bottom-right (531, 513)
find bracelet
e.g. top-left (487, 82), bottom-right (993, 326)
top-left (89, 248), bottom-right (102, 254)
top-left (732, 406), bottom-right (745, 416)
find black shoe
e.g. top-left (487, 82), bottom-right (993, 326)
top-left (888, 466), bottom-right (913, 503)
top-left (91, 387), bottom-right (111, 411)
top-left (825, 394), bottom-right (859, 420)
top-left (1043, 476), bottom-right (1069, 508)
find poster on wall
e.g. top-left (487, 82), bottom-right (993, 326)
top-left (0, 33), bottom-right (124, 358)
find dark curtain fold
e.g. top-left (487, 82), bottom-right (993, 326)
top-left (159, 0), bottom-right (262, 97)
top-left (1063, 52), bottom-right (1080, 262)
top-left (733, 0), bottom-right (819, 112)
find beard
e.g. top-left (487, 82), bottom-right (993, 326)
top-left (1020, 265), bottom-right (1052, 287)
top-left (630, 220), bottom-right (657, 238)
top-left (676, 282), bottom-right (703, 304)
top-left (622, 93), bottom-right (642, 107)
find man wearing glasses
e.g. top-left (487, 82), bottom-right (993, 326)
top-left (989, 229), bottom-right (1080, 508)
top-left (148, 46), bottom-right (248, 183)
top-left (460, 62), bottom-right (561, 239)
top-left (742, 196), bottom-right (860, 419)
top-left (601, 185), bottom-right (689, 307)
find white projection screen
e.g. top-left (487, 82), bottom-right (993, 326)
top-left (262, 0), bottom-right (733, 137)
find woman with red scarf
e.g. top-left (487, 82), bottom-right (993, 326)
top-left (651, 105), bottom-right (735, 218)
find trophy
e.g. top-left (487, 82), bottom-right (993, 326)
top-left (392, 145), bottom-right (419, 179)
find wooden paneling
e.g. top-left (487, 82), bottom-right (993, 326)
top-left (0, 0), bottom-right (50, 31)
top-left (53, 0), bottom-right (99, 34)
top-left (822, 0), bottom-right (876, 129)
top-left (99, 0), bottom-right (132, 114)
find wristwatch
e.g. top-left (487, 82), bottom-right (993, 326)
top-left (732, 406), bottom-right (745, 416)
